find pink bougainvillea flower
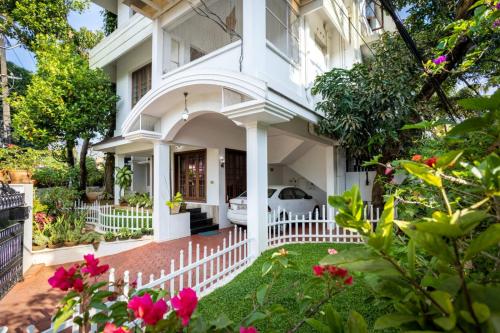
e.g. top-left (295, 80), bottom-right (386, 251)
top-left (171, 288), bottom-right (199, 326)
top-left (48, 266), bottom-right (78, 291)
top-left (432, 55), bottom-right (447, 65)
top-left (103, 323), bottom-right (130, 333)
top-left (384, 167), bottom-right (394, 176)
top-left (411, 154), bottom-right (422, 162)
top-left (344, 276), bottom-right (354, 285)
top-left (313, 265), bottom-right (325, 276)
top-left (424, 156), bottom-right (438, 168)
top-left (328, 248), bottom-right (338, 255)
top-left (128, 293), bottom-right (168, 326)
top-left (73, 278), bottom-right (84, 292)
top-left (240, 326), bottom-right (259, 333)
top-left (81, 254), bottom-right (109, 277)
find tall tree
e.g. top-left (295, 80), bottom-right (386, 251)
top-left (10, 35), bottom-right (117, 195)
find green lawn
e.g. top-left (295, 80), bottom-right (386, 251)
top-left (197, 243), bottom-right (390, 332)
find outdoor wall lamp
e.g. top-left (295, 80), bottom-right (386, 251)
top-left (219, 156), bottom-right (225, 168)
top-left (181, 92), bottom-right (189, 121)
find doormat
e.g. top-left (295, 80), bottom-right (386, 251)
top-left (198, 231), bottom-right (220, 236)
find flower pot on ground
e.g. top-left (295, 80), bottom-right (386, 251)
top-left (7, 169), bottom-right (32, 184)
top-left (118, 228), bottom-right (131, 240)
top-left (104, 231), bottom-right (116, 242)
top-left (130, 230), bottom-right (142, 239)
top-left (32, 233), bottom-right (48, 251)
top-left (166, 192), bottom-right (185, 215)
top-left (32, 244), bottom-right (47, 251)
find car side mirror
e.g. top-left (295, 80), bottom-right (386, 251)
top-left (304, 195), bottom-right (312, 199)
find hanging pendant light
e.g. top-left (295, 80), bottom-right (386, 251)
top-left (182, 92), bottom-right (189, 121)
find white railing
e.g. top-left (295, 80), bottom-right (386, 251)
top-left (267, 204), bottom-right (380, 247)
top-left (74, 201), bottom-right (152, 233)
top-left (9, 226), bottom-right (251, 333)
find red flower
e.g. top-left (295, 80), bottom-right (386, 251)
top-left (335, 268), bottom-right (349, 278)
top-left (240, 327), bottom-right (259, 333)
top-left (128, 293), bottom-right (168, 326)
top-left (344, 276), bottom-right (353, 285)
top-left (313, 265), bottom-right (325, 276)
top-left (171, 288), bottom-right (198, 327)
top-left (411, 154), bottom-right (422, 162)
top-left (326, 265), bottom-right (338, 276)
top-left (103, 323), bottom-right (129, 333)
top-left (81, 254), bottom-right (109, 277)
top-left (424, 156), bottom-right (438, 168)
top-left (48, 266), bottom-right (78, 291)
top-left (73, 278), bottom-right (84, 292)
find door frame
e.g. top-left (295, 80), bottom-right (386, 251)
top-left (225, 148), bottom-right (247, 203)
top-left (174, 149), bottom-right (207, 202)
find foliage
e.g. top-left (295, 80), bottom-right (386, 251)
top-left (115, 166), bottom-right (133, 199)
top-left (130, 230), bottom-right (143, 239)
top-left (166, 192), bottom-right (184, 210)
top-left (104, 231), bottom-right (116, 242)
top-left (79, 231), bottom-right (102, 245)
top-left (0, 0), bottom-right (87, 51)
top-left (37, 187), bottom-right (80, 216)
top-left (118, 227), bottom-right (131, 240)
top-left (325, 93), bottom-right (499, 332)
top-left (126, 192), bottom-right (153, 208)
top-left (0, 144), bottom-right (44, 171)
top-left (101, 9), bottom-right (118, 36)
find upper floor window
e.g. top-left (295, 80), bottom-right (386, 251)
top-left (131, 63), bottom-right (151, 106)
top-left (266, 0), bottom-right (300, 63)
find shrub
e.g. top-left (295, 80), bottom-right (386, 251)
top-left (126, 192), bottom-right (153, 208)
top-left (118, 228), bottom-right (131, 240)
top-left (130, 230), bottom-right (142, 239)
top-left (38, 187), bottom-right (79, 215)
top-left (104, 231), bottom-right (116, 242)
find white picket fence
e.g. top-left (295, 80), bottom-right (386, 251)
top-left (267, 204), bottom-right (380, 247)
top-left (74, 201), bottom-right (152, 233)
top-left (13, 226), bottom-right (250, 333)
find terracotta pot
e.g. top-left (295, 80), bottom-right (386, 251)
top-left (8, 169), bottom-right (32, 184)
top-left (48, 243), bottom-right (63, 249)
top-left (0, 171), bottom-right (9, 183)
top-left (32, 244), bottom-right (47, 251)
top-left (170, 204), bottom-right (181, 214)
top-left (64, 241), bottom-right (78, 247)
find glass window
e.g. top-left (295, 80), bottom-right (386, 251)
top-left (293, 188), bottom-right (307, 199)
top-left (279, 188), bottom-right (295, 200)
top-left (266, 0), bottom-right (300, 63)
top-left (131, 64), bottom-right (151, 106)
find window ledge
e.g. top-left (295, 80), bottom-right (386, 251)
top-left (266, 41), bottom-right (300, 69)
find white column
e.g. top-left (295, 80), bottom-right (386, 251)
top-left (151, 19), bottom-right (166, 88)
top-left (218, 148), bottom-right (231, 228)
top-left (325, 146), bottom-right (336, 219)
top-left (114, 155), bottom-right (125, 205)
top-left (246, 122), bottom-right (268, 258)
top-left (242, 0), bottom-right (266, 76)
top-left (153, 142), bottom-right (172, 242)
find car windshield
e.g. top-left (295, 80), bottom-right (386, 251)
top-left (238, 189), bottom-right (276, 198)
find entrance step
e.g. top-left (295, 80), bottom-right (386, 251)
top-left (190, 212), bottom-right (207, 222)
top-left (187, 208), bottom-right (219, 235)
top-left (191, 223), bottom-right (219, 235)
top-left (186, 208), bottom-right (202, 214)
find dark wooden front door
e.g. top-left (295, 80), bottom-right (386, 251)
top-left (225, 149), bottom-right (246, 202)
top-left (174, 150), bottom-right (206, 202)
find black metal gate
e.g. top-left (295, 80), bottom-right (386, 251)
top-left (0, 183), bottom-right (28, 300)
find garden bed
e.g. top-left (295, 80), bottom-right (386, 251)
top-left (31, 237), bottom-right (153, 266)
top-left (197, 243), bottom-right (390, 332)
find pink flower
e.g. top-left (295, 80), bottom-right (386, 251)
top-left (73, 278), bottom-right (84, 292)
top-left (328, 248), bottom-right (338, 255)
top-left (103, 323), bottom-right (129, 333)
top-left (128, 293), bottom-right (168, 326)
top-left (171, 288), bottom-right (198, 326)
top-left (240, 327), bottom-right (259, 333)
top-left (48, 266), bottom-right (78, 291)
top-left (432, 55), bottom-right (447, 65)
top-left (384, 167), bottom-right (394, 176)
top-left (313, 265), bottom-right (325, 276)
top-left (81, 254), bottom-right (109, 277)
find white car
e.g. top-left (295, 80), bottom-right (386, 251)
top-left (227, 185), bottom-right (320, 226)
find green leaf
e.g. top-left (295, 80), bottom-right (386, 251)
top-left (210, 313), bottom-right (233, 330)
top-left (369, 196), bottom-right (394, 251)
top-left (346, 310), bottom-right (368, 333)
top-left (91, 312), bottom-right (109, 323)
top-left (305, 318), bottom-right (330, 333)
top-left (430, 290), bottom-right (453, 314)
top-left (408, 239), bottom-right (415, 278)
top-left (256, 284), bottom-right (269, 306)
top-left (433, 313), bottom-right (456, 330)
top-left (410, 231), bottom-right (455, 264)
top-left (436, 150), bottom-right (463, 169)
top-left (457, 209), bottom-right (488, 234)
top-left (244, 311), bottom-right (268, 326)
top-left (447, 117), bottom-right (488, 137)
top-left (261, 262), bottom-right (273, 277)
top-left (472, 302), bottom-right (490, 323)
top-left (465, 224), bottom-right (500, 260)
top-left (324, 304), bottom-right (343, 333)
top-left (456, 91), bottom-right (500, 111)
top-left (421, 274), bottom-right (461, 296)
top-left (53, 307), bottom-right (75, 332)
top-left (400, 161), bottom-right (442, 187)
top-left (89, 300), bottom-right (108, 311)
top-left (415, 221), bottom-right (462, 238)
top-left (374, 313), bottom-right (416, 329)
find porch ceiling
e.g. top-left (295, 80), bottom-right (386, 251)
top-left (122, 0), bottom-right (182, 19)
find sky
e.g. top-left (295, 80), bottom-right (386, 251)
top-left (6, 2), bottom-right (104, 72)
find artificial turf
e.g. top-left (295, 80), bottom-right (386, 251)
top-left (197, 243), bottom-right (390, 332)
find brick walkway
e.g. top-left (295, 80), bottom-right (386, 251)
top-left (0, 228), bottom-right (233, 332)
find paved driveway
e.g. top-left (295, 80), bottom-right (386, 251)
top-left (0, 228), bottom-right (233, 331)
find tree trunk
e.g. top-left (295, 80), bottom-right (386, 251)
top-left (66, 140), bottom-right (75, 167)
top-left (104, 152), bottom-right (115, 197)
top-left (0, 35), bottom-right (11, 144)
top-left (371, 164), bottom-right (386, 212)
top-left (78, 138), bottom-right (90, 200)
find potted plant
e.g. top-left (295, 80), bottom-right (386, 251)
top-left (64, 230), bottom-right (80, 247)
top-left (104, 231), bottom-right (116, 242)
top-left (118, 227), bottom-right (131, 240)
top-left (32, 233), bottom-right (48, 251)
top-left (48, 233), bottom-right (63, 249)
top-left (130, 230), bottom-right (143, 239)
top-left (115, 166), bottom-right (133, 206)
top-left (166, 192), bottom-right (185, 214)
top-left (0, 145), bottom-right (39, 184)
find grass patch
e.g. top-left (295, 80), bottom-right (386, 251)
top-left (197, 243), bottom-right (390, 332)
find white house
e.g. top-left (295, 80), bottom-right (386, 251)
top-left (90, 0), bottom-right (392, 256)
